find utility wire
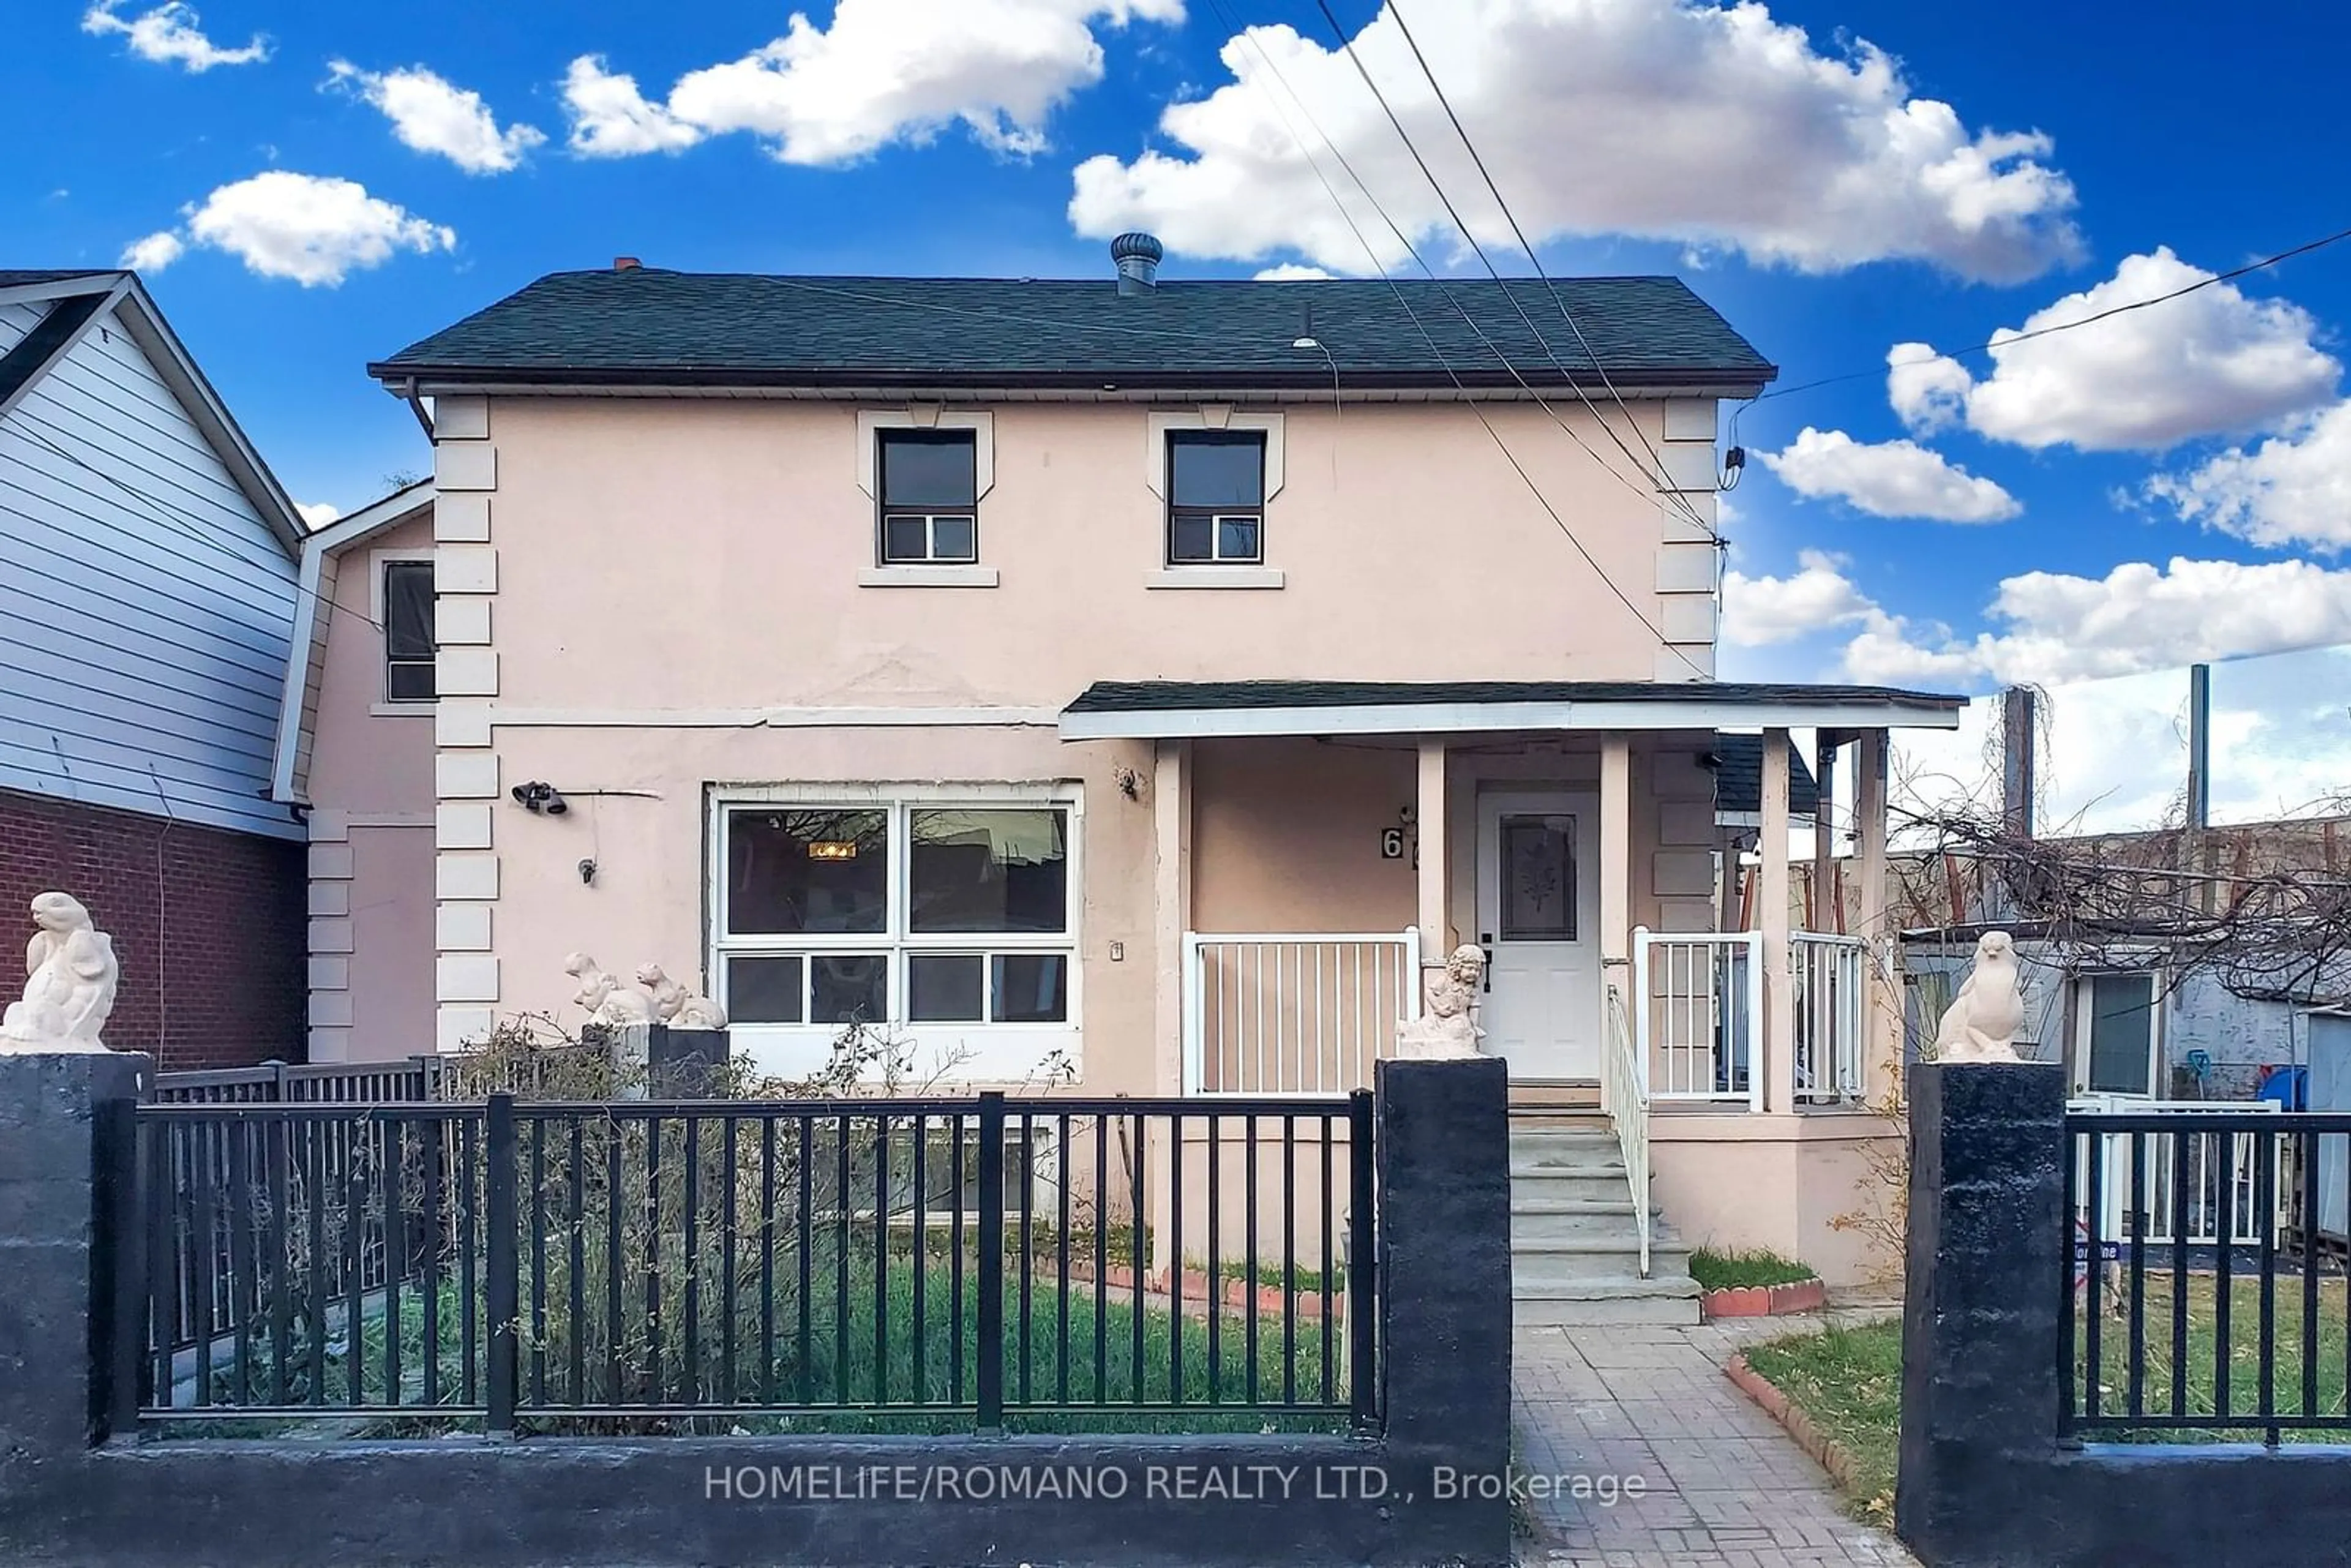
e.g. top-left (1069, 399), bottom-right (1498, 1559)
top-left (1366, 0), bottom-right (1710, 528)
top-left (1205, 0), bottom-right (1712, 677)
top-left (1728, 219), bottom-right (2351, 445)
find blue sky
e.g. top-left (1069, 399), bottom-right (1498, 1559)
top-left (12, 0), bottom-right (2351, 705)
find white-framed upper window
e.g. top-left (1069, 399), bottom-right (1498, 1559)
top-left (1165, 430), bottom-right (1265, 565)
top-left (2074, 970), bottom-right (2162, 1097)
top-left (713, 787), bottom-right (1078, 1037)
top-left (876, 428), bottom-right (978, 565)
top-left (373, 553), bottom-right (435, 704)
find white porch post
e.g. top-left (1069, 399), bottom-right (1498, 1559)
top-left (1760, 727), bottom-right (1795, 1113)
top-left (1150, 739), bottom-right (1190, 1281)
top-left (1599, 738), bottom-right (1632, 1113)
top-left (1855, 727), bottom-right (1896, 1095)
top-left (1416, 739), bottom-right (1449, 996)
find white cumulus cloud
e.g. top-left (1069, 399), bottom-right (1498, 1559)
top-left (130, 172), bottom-right (456, 287)
top-left (1720, 550), bottom-right (1877, 647)
top-left (328, 61), bottom-right (547, 174)
top-left (1758, 427), bottom-right (2020, 523)
top-left (564, 1), bottom-right (1182, 166)
top-left (562, 56), bottom-right (705, 157)
top-left (81, 0), bottom-right (267, 71)
top-left (1253, 263), bottom-right (1335, 280)
top-left (118, 230), bottom-right (185, 272)
top-left (1886, 248), bottom-right (2339, 452)
top-left (1842, 557), bottom-right (2351, 688)
top-left (2147, 400), bottom-right (2351, 553)
top-left (296, 501), bottom-right (340, 529)
top-left (1069, 0), bottom-right (2080, 280)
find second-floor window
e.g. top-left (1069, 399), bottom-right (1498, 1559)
top-left (1166, 430), bottom-right (1265, 565)
top-left (878, 429), bottom-right (978, 565)
top-left (382, 559), bottom-right (435, 702)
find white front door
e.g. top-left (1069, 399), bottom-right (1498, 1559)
top-left (1475, 790), bottom-right (1601, 1081)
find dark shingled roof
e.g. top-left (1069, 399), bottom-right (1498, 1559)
top-left (1062, 680), bottom-right (1963, 716)
top-left (1708, 732), bottom-right (1821, 817)
top-left (0, 269), bottom-right (114, 288)
top-left (370, 269), bottom-right (1776, 393)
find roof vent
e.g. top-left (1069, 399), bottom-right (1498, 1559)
top-left (613, 256), bottom-right (641, 271)
top-left (1111, 232), bottom-right (1163, 296)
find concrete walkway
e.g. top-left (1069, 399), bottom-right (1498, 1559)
top-left (1512, 1316), bottom-right (1917, 1567)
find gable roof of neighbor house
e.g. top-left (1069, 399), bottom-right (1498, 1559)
top-left (0, 268), bottom-right (313, 838)
top-left (269, 479), bottom-right (436, 804)
top-left (370, 269), bottom-right (1777, 396)
top-left (1060, 680), bottom-right (1966, 741)
top-left (1709, 732), bottom-right (1821, 819)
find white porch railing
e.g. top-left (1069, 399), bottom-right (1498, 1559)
top-left (2072, 1097), bottom-right (2289, 1245)
top-left (1182, 929), bottom-right (1421, 1095)
top-left (1791, 932), bottom-right (1868, 1106)
top-left (1633, 929), bottom-right (1761, 1109)
top-left (1602, 983), bottom-right (1651, 1277)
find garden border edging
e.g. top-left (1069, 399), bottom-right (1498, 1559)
top-left (1701, 1279), bottom-right (1828, 1319)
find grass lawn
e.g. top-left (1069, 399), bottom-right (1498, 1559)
top-left (1689, 1247), bottom-right (1818, 1292)
top-left (1738, 1270), bottom-right (2351, 1527)
top-left (1741, 1322), bottom-right (1902, 1528)
top-left (170, 1255), bottom-right (1343, 1439)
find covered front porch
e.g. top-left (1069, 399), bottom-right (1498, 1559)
top-left (1062, 679), bottom-right (1968, 1290)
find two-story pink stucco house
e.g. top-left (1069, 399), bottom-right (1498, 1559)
top-left (279, 242), bottom-right (1967, 1310)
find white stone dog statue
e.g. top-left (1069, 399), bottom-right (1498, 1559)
top-left (1933, 930), bottom-right (2028, 1063)
top-left (0, 892), bottom-right (120, 1052)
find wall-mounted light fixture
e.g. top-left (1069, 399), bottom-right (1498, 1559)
top-left (808, 841), bottom-right (859, 861)
top-left (511, 781), bottom-right (568, 816)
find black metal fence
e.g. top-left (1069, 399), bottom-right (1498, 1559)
top-left (148, 1048), bottom-right (611, 1106)
top-left (122, 1092), bottom-right (1376, 1435)
top-left (2063, 1109), bottom-right (2351, 1443)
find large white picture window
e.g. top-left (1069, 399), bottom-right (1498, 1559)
top-left (712, 789), bottom-right (1079, 1078)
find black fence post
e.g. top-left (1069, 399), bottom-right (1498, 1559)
top-left (484, 1092), bottom-right (519, 1438)
top-left (974, 1090), bottom-right (1006, 1435)
top-left (1346, 1087), bottom-right (1377, 1431)
top-left (94, 1093), bottom-right (146, 1442)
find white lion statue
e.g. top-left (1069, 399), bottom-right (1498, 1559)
top-left (635, 962), bottom-right (728, 1030)
top-left (0, 892), bottom-right (120, 1052)
top-left (562, 952), bottom-right (656, 1027)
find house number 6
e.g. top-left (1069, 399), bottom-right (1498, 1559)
top-left (1379, 828), bottom-right (1406, 860)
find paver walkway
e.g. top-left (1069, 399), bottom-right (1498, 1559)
top-left (1512, 1316), bottom-right (1916, 1567)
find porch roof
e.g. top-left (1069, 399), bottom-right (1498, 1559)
top-left (1059, 680), bottom-right (1968, 741)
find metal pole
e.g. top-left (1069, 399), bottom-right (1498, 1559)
top-left (974, 1090), bottom-right (1006, 1434)
top-left (484, 1092), bottom-right (518, 1437)
top-left (2001, 686), bottom-right (2038, 839)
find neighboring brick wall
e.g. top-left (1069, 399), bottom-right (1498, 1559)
top-left (0, 787), bottom-right (304, 1070)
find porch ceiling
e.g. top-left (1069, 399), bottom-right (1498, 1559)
top-left (1059, 679), bottom-right (1968, 741)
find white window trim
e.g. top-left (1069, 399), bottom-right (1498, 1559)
top-left (857, 408), bottom-right (996, 501)
top-left (369, 548), bottom-right (436, 718)
top-left (2070, 970), bottom-right (2164, 1098)
top-left (1145, 407), bottom-right (1285, 501)
top-left (708, 782), bottom-right (1082, 1083)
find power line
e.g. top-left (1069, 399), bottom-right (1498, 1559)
top-left (1204, 0), bottom-right (1712, 677)
top-left (1370, 0), bottom-right (1706, 526)
top-left (1728, 219), bottom-right (2351, 445)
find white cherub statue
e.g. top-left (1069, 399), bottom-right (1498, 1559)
top-left (0, 892), bottom-right (121, 1052)
top-left (636, 962), bottom-right (729, 1030)
top-left (562, 951), bottom-right (656, 1027)
top-left (1395, 943), bottom-right (1487, 1060)
top-left (1933, 930), bottom-right (2027, 1063)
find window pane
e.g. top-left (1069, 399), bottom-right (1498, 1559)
top-left (1216, 516), bottom-right (1260, 561)
top-left (909, 953), bottom-right (985, 1022)
top-left (930, 516), bottom-right (977, 561)
top-left (386, 661), bottom-right (436, 702)
top-left (810, 955), bottom-right (889, 1025)
top-left (727, 956), bottom-right (804, 1024)
top-left (2085, 973), bottom-right (2156, 1094)
top-left (880, 431), bottom-right (976, 508)
top-left (726, 809), bottom-right (888, 935)
top-left (384, 561), bottom-right (435, 659)
top-left (1170, 514), bottom-right (1215, 563)
top-left (992, 954), bottom-right (1068, 1022)
top-left (1169, 433), bottom-right (1263, 508)
top-left (909, 809), bottom-right (1068, 932)
top-left (882, 514), bottom-right (931, 561)
top-left (1498, 814), bottom-right (1576, 941)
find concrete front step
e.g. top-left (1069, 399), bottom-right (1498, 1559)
top-left (1512, 1275), bottom-right (1704, 1327)
top-left (1510, 1198), bottom-right (1663, 1242)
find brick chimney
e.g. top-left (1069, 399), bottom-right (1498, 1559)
top-left (613, 256), bottom-right (641, 271)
